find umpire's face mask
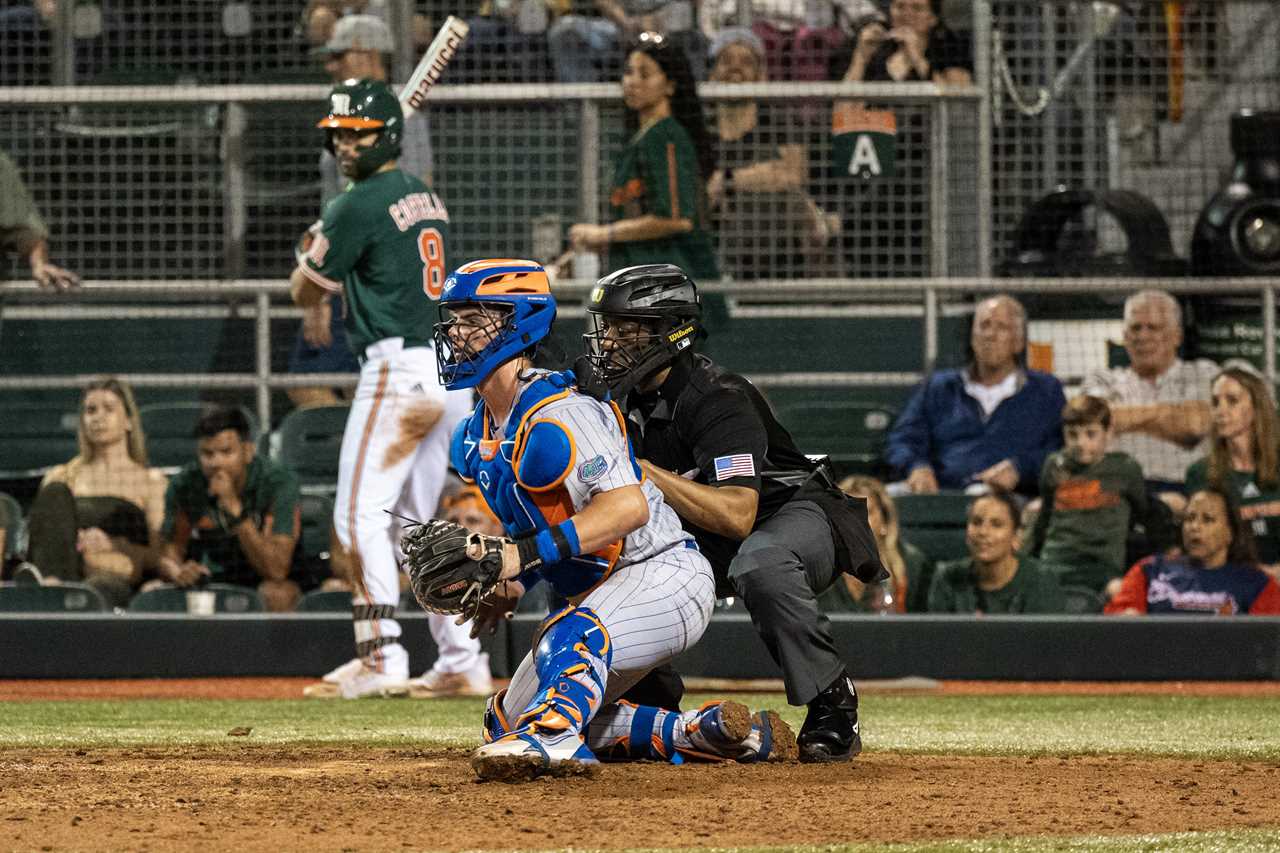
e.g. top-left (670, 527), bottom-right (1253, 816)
top-left (585, 314), bottom-right (666, 394)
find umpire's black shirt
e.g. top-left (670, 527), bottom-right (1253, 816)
top-left (626, 352), bottom-right (814, 578)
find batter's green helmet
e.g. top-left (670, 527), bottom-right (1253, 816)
top-left (317, 78), bottom-right (403, 179)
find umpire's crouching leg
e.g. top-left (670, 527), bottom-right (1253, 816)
top-left (728, 500), bottom-right (846, 707)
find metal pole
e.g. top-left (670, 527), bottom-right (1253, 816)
top-left (222, 103), bottom-right (247, 279)
top-left (924, 287), bottom-right (939, 373)
top-left (1080, 2), bottom-right (1099, 192)
top-left (1041, 1), bottom-right (1058, 189)
top-left (1265, 286), bottom-right (1276, 386)
top-left (575, 98), bottom-right (602, 281)
top-left (930, 100), bottom-right (950, 278)
top-left (256, 291), bottom-right (272, 432)
top-left (388, 0), bottom-right (416, 84)
top-left (52, 0), bottom-right (74, 85)
top-left (974, 0), bottom-right (994, 277)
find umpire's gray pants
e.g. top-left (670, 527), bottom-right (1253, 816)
top-left (729, 500), bottom-right (845, 707)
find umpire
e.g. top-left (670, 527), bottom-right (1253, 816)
top-left (580, 263), bottom-right (885, 762)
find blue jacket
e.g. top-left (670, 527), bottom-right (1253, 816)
top-left (886, 368), bottom-right (1065, 494)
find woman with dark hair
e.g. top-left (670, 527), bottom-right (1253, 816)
top-left (832, 0), bottom-right (972, 87)
top-left (568, 31), bottom-right (719, 280)
top-left (1106, 488), bottom-right (1280, 615)
top-left (1186, 363), bottom-right (1280, 568)
top-left (24, 378), bottom-right (167, 607)
top-left (927, 492), bottom-right (1065, 614)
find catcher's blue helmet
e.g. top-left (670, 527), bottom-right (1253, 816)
top-left (433, 259), bottom-right (556, 390)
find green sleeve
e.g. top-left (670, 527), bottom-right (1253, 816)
top-left (304, 194), bottom-right (368, 286)
top-left (1185, 457), bottom-right (1208, 493)
top-left (264, 465), bottom-right (301, 538)
top-left (159, 474), bottom-right (185, 541)
top-left (926, 561), bottom-right (960, 613)
top-left (0, 152), bottom-right (47, 237)
top-left (1024, 559), bottom-right (1066, 613)
top-left (1029, 455), bottom-right (1056, 556)
top-left (639, 128), bottom-right (701, 222)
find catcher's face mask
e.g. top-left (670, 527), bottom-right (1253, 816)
top-left (434, 301), bottom-right (516, 387)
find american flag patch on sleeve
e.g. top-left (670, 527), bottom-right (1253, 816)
top-left (713, 454), bottom-right (756, 481)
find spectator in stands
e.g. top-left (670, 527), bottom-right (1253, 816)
top-left (1028, 394), bottom-right (1175, 595)
top-left (1105, 487), bottom-right (1280, 615)
top-left (1082, 290), bottom-right (1218, 500)
top-left (149, 407), bottom-right (301, 612)
top-left (928, 492), bottom-right (1066, 614)
top-left (707, 27), bottom-right (840, 280)
top-left (567, 32), bottom-right (719, 280)
top-left (300, 0), bottom-right (349, 48)
top-left (289, 14), bottom-right (436, 409)
top-left (450, 0), bottom-right (553, 84)
top-left (24, 378), bottom-right (166, 608)
top-left (547, 0), bottom-right (707, 82)
top-left (700, 0), bottom-right (879, 83)
top-left (818, 475), bottom-right (933, 613)
top-left (0, 150), bottom-right (78, 292)
top-left (1186, 363), bottom-right (1280, 574)
top-left (830, 0), bottom-right (972, 87)
top-left (886, 294), bottom-right (1065, 496)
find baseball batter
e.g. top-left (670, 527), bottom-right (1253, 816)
top-left (290, 79), bottom-right (474, 699)
top-left (424, 258), bottom-right (795, 781)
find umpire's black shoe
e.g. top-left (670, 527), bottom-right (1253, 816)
top-left (798, 672), bottom-right (861, 763)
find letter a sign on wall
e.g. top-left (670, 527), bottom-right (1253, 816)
top-left (831, 105), bottom-right (897, 179)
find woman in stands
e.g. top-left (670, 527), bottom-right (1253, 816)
top-left (1185, 363), bottom-right (1280, 573)
top-left (25, 378), bottom-right (167, 608)
top-left (567, 31), bottom-right (719, 280)
top-left (1106, 487), bottom-right (1280, 615)
top-left (927, 492), bottom-right (1065, 614)
top-left (819, 475), bottom-right (933, 612)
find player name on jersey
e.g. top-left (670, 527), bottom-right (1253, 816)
top-left (389, 191), bottom-right (450, 232)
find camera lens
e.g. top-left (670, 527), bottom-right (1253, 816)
top-left (1241, 211), bottom-right (1280, 262)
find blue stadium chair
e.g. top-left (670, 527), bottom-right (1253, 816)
top-left (139, 402), bottom-right (260, 470)
top-left (0, 582), bottom-right (107, 613)
top-left (127, 583), bottom-right (265, 614)
top-left (276, 405), bottom-right (349, 495)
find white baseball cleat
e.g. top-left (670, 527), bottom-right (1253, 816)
top-left (409, 653), bottom-right (493, 698)
top-left (304, 661), bottom-right (410, 699)
top-left (471, 728), bottom-right (600, 783)
top-left (685, 700), bottom-right (798, 763)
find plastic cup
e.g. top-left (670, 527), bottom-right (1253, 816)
top-left (185, 590), bottom-right (217, 616)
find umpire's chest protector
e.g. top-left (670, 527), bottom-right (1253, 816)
top-left (449, 371), bottom-right (625, 598)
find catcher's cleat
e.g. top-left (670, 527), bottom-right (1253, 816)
top-left (798, 673), bottom-right (862, 763)
top-left (685, 701), bottom-right (798, 763)
top-left (471, 728), bottom-right (600, 783)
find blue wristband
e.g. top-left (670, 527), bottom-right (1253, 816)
top-left (534, 520), bottom-right (580, 565)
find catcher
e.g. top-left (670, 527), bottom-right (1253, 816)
top-left (405, 258), bottom-right (796, 782)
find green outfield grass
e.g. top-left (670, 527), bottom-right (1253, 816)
top-left (2, 692), bottom-right (1278, 760)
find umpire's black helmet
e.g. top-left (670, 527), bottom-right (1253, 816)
top-left (582, 264), bottom-right (703, 399)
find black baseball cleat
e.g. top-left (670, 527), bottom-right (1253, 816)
top-left (798, 672), bottom-right (862, 763)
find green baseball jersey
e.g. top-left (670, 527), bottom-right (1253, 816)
top-left (927, 556), bottom-right (1065, 614)
top-left (1031, 451), bottom-right (1152, 589)
top-left (161, 455), bottom-right (301, 588)
top-left (1187, 458), bottom-right (1280, 563)
top-left (302, 168), bottom-right (449, 355)
top-left (607, 117), bottom-right (719, 281)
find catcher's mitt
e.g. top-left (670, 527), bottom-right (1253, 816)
top-left (401, 518), bottom-right (506, 619)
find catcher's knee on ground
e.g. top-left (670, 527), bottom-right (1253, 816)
top-left (508, 605), bottom-right (612, 734)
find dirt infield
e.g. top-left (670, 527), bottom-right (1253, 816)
top-left (3, 680), bottom-right (1279, 851)
top-left (2, 747), bottom-right (1277, 851)
top-left (4, 676), bottom-right (1280, 701)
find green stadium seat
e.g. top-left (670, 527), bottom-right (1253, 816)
top-left (296, 589), bottom-right (352, 613)
top-left (896, 493), bottom-right (974, 564)
top-left (276, 405), bottom-right (349, 495)
top-left (0, 404), bottom-right (79, 479)
top-left (127, 583), bottom-right (265, 614)
top-left (0, 490), bottom-right (22, 560)
top-left (0, 582), bottom-right (107, 613)
top-left (298, 493), bottom-right (334, 563)
top-left (774, 399), bottom-right (897, 478)
top-left (139, 402), bottom-right (260, 470)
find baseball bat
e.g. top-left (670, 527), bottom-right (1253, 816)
top-left (400, 15), bottom-right (470, 118)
